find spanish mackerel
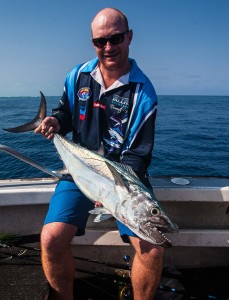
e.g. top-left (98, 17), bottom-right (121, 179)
top-left (2, 92), bottom-right (178, 247)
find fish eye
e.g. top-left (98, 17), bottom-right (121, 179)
top-left (150, 208), bottom-right (160, 216)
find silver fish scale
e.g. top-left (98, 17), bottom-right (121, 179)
top-left (55, 135), bottom-right (121, 183)
top-left (54, 135), bottom-right (161, 212)
top-left (53, 135), bottom-right (129, 212)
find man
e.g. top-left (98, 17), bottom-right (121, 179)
top-left (36, 8), bottom-right (163, 300)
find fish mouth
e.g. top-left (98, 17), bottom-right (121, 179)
top-left (139, 221), bottom-right (174, 248)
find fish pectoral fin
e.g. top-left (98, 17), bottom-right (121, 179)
top-left (0, 144), bottom-right (61, 179)
top-left (88, 208), bottom-right (113, 222)
top-left (94, 214), bottom-right (113, 222)
top-left (89, 207), bottom-right (110, 215)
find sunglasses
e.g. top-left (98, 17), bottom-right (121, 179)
top-left (92, 31), bottom-right (129, 48)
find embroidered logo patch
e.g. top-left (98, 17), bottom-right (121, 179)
top-left (80, 106), bottom-right (86, 120)
top-left (77, 87), bottom-right (91, 101)
top-left (110, 94), bottom-right (129, 113)
top-left (93, 102), bottom-right (106, 110)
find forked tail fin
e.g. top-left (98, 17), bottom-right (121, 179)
top-left (1, 92), bottom-right (61, 178)
top-left (3, 91), bottom-right (47, 133)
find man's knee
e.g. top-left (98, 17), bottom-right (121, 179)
top-left (41, 222), bottom-right (77, 255)
top-left (130, 237), bottom-right (164, 266)
top-left (148, 245), bottom-right (164, 265)
top-left (140, 245), bottom-right (164, 267)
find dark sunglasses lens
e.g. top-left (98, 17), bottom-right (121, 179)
top-left (109, 33), bottom-right (125, 45)
top-left (93, 31), bottom-right (128, 48)
top-left (93, 38), bottom-right (107, 48)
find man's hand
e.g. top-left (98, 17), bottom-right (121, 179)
top-left (34, 117), bottom-right (60, 139)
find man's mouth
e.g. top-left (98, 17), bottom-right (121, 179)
top-left (104, 53), bottom-right (119, 59)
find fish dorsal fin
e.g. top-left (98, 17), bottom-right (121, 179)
top-left (115, 162), bottom-right (139, 179)
top-left (0, 144), bottom-right (61, 179)
top-left (105, 161), bottom-right (129, 190)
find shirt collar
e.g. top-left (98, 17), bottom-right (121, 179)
top-left (91, 66), bottom-right (130, 96)
top-left (81, 57), bottom-right (146, 84)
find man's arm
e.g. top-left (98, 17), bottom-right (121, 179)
top-left (122, 109), bottom-right (157, 184)
top-left (51, 90), bottom-right (73, 136)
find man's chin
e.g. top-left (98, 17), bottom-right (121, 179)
top-left (103, 59), bottom-right (120, 69)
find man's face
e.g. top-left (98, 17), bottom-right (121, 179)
top-left (91, 16), bottom-right (132, 72)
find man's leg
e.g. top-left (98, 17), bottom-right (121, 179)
top-left (41, 222), bottom-right (77, 300)
top-left (41, 180), bottom-right (94, 299)
top-left (129, 236), bottom-right (164, 300)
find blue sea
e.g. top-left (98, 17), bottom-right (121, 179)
top-left (0, 95), bottom-right (228, 179)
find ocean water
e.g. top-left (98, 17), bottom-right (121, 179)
top-left (0, 95), bottom-right (228, 179)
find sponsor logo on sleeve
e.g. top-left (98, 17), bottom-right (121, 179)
top-left (77, 87), bottom-right (92, 101)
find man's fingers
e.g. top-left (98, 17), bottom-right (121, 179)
top-left (44, 126), bottom-right (54, 136)
top-left (34, 125), bottom-right (43, 134)
top-left (34, 117), bottom-right (59, 139)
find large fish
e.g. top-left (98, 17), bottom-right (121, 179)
top-left (2, 92), bottom-right (178, 247)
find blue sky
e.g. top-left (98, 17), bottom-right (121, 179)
top-left (0, 0), bottom-right (228, 96)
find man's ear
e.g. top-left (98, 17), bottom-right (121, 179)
top-left (91, 38), bottom-right (96, 49)
top-left (127, 29), bottom-right (133, 45)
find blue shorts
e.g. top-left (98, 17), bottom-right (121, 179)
top-left (44, 179), bottom-right (137, 241)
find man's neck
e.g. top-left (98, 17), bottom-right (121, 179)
top-left (99, 62), bottom-right (131, 89)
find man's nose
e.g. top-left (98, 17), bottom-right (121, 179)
top-left (104, 41), bottom-right (114, 50)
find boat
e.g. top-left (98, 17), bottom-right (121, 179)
top-left (1, 175), bottom-right (228, 299)
top-left (0, 175), bottom-right (228, 276)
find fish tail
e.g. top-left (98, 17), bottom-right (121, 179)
top-left (3, 91), bottom-right (47, 133)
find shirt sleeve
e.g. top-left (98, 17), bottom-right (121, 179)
top-left (52, 90), bottom-right (73, 136)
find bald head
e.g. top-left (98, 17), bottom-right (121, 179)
top-left (91, 8), bottom-right (129, 38)
top-left (90, 8), bottom-right (132, 76)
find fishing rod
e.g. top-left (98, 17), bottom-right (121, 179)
top-left (0, 233), bottom-right (132, 270)
top-left (74, 254), bottom-right (131, 270)
top-left (0, 247), bottom-right (41, 265)
top-left (0, 235), bottom-right (226, 300)
top-left (78, 276), bottom-right (118, 299)
top-left (0, 247), bottom-right (223, 300)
